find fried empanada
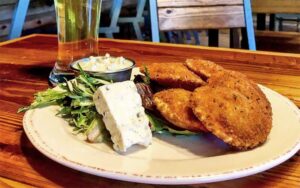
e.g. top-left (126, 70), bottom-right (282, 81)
top-left (191, 85), bottom-right (272, 150)
top-left (185, 59), bottom-right (224, 79)
top-left (208, 70), bottom-right (272, 119)
top-left (153, 89), bottom-right (207, 132)
top-left (142, 63), bottom-right (206, 91)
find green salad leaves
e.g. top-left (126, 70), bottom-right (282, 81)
top-left (19, 68), bottom-right (197, 137)
top-left (147, 112), bottom-right (196, 135)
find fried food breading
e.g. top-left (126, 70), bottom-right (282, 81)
top-left (208, 70), bottom-right (272, 119)
top-left (208, 70), bottom-right (249, 86)
top-left (144, 60), bottom-right (272, 150)
top-left (142, 63), bottom-right (206, 91)
top-left (185, 59), bottom-right (224, 79)
top-left (153, 89), bottom-right (207, 132)
top-left (191, 85), bottom-right (272, 150)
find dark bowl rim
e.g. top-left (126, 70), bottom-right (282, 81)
top-left (70, 56), bottom-right (136, 74)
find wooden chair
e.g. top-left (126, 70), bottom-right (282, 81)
top-left (8, 0), bottom-right (30, 40)
top-left (276, 14), bottom-right (300, 32)
top-left (149, 0), bottom-right (256, 50)
top-left (118, 0), bottom-right (147, 40)
top-left (9, 0), bottom-right (121, 40)
top-left (100, 0), bottom-right (147, 40)
top-left (100, 0), bottom-right (123, 38)
top-left (252, 0), bottom-right (300, 31)
top-left (252, 0), bottom-right (300, 52)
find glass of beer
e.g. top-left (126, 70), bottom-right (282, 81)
top-left (49, 0), bottom-right (102, 85)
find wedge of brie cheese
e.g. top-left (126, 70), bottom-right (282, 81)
top-left (93, 81), bottom-right (152, 152)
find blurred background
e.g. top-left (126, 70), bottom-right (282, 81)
top-left (1, 0), bottom-right (300, 53)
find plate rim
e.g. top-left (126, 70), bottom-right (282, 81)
top-left (23, 85), bottom-right (300, 185)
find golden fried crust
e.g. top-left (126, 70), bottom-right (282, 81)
top-left (185, 59), bottom-right (224, 79)
top-left (208, 70), bottom-right (273, 120)
top-left (142, 63), bottom-right (206, 91)
top-left (191, 86), bottom-right (272, 150)
top-left (153, 89), bottom-right (207, 132)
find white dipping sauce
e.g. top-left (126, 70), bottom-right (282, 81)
top-left (77, 54), bottom-right (133, 72)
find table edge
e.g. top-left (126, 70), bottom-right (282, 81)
top-left (1, 34), bottom-right (300, 59)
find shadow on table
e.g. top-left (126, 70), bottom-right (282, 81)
top-left (21, 64), bottom-right (53, 82)
top-left (0, 63), bottom-right (53, 83)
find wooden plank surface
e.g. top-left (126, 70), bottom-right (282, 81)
top-left (158, 6), bottom-right (245, 31)
top-left (0, 177), bottom-right (33, 188)
top-left (256, 31), bottom-right (300, 53)
top-left (0, 0), bottom-right (18, 6)
top-left (252, 0), bottom-right (300, 14)
top-left (157, 0), bottom-right (243, 7)
top-left (0, 34), bottom-right (300, 187)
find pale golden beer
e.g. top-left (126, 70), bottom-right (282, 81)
top-left (50, 0), bottom-right (102, 84)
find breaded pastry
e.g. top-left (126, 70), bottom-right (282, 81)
top-left (208, 70), bottom-right (249, 87)
top-left (153, 89), bottom-right (207, 132)
top-left (191, 86), bottom-right (272, 150)
top-left (185, 59), bottom-right (224, 79)
top-left (208, 70), bottom-right (272, 119)
top-left (142, 63), bottom-right (206, 91)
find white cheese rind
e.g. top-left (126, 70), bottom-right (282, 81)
top-left (93, 81), bottom-right (152, 152)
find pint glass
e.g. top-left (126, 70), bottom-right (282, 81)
top-left (49, 0), bottom-right (102, 85)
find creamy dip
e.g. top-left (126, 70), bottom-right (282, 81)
top-left (76, 53), bottom-right (133, 72)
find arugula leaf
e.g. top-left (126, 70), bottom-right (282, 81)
top-left (86, 114), bottom-right (110, 142)
top-left (143, 65), bottom-right (151, 85)
top-left (18, 71), bottom-right (109, 135)
top-left (19, 68), bottom-right (197, 141)
top-left (18, 89), bottom-right (67, 112)
top-left (146, 112), bottom-right (197, 135)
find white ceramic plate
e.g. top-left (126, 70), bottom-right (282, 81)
top-left (23, 85), bottom-right (300, 185)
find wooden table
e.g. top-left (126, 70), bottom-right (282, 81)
top-left (0, 34), bottom-right (299, 188)
top-left (252, 0), bottom-right (300, 14)
top-left (252, 0), bottom-right (300, 31)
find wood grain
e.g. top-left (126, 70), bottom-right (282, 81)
top-left (0, 0), bottom-right (18, 6)
top-left (157, 0), bottom-right (243, 7)
top-left (157, 0), bottom-right (246, 31)
top-left (252, 0), bottom-right (300, 14)
top-left (256, 31), bottom-right (300, 54)
top-left (0, 34), bottom-right (299, 187)
top-left (0, 177), bottom-right (33, 188)
top-left (158, 6), bottom-right (245, 31)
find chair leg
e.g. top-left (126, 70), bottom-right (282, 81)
top-left (185, 31), bottom-right (192, 44)
top-left (269, 14), bottom-right (276, 31)
top-left (230, 28), bottom-right (240, 48)
top-left (208, 29), bottom-right (219, 47)
top-left (99, 0), bottom-right (123, 38)
top-left (243, 0), bottom-right (256, 50)
top-left (105, 33), bottom-right (114, 38)
top-left (186, 31), bottom-right (191, 40)
top-left (177, 31), bottom-right (183, 43)
top-left (241, 28), bottom-right (248, 49)
top-left (110, 0), bottom-right (123, 28)
top-left (8, 0), bottom-right (30, 39)
top-left (193, 31), bottom-right (200, 45)
top-left (149, 0), bottom-right (160, 42)
top-left (133, 21), bottom-right (143, 40)
top-left (278, 18), bottom-right (283, 31)
top-left (275, 17), bottom-right (280, 31)
top-left (118, 0), bottom-right (146, 40)
top-left (167, 31), bottom-right (173, 42)
top-left (135, 0), bottom-right (146, 40)
top-left (256, 14), bottom-right (266, 30)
